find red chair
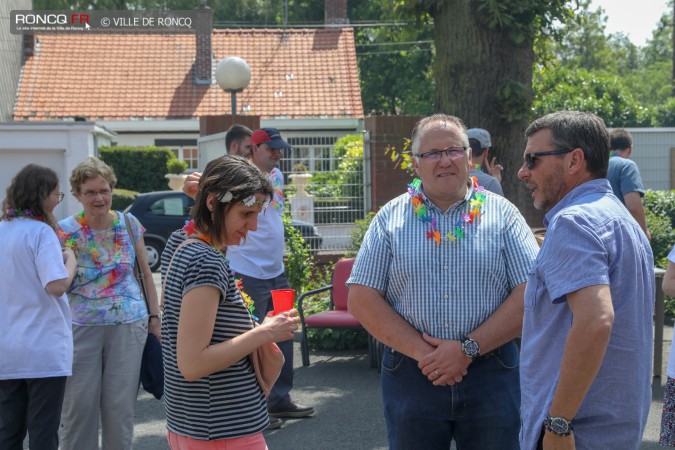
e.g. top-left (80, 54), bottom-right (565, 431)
top-left (298, 258), bottom-right (376, 366)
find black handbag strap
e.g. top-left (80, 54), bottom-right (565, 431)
top-left (124, 213), bottom-right (149, 311)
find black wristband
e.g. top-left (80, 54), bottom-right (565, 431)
top-left (149, 314), bottom-right (160, 321)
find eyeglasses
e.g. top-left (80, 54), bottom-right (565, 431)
top-left (55, 192), bottom-right (65, 202)
top-left (524, 148), bottom-right (574, 170)
top-left (413, 147), bottom-right (468, 161)
top-left (82, 189), bottom-right (112, 198)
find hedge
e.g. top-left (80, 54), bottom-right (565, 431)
top-left (100, 146), bottom-right (175, 193)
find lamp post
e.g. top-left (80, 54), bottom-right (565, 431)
top-left (215, 56), bottom-right (251, 121)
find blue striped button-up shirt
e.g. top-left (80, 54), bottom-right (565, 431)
top-left (347, 183), bottom-right (539, 340)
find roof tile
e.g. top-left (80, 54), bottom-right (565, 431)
top-left (14, 29), bottom-right (363, 121)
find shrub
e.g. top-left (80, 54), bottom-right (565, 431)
top-left (644, 190), bottom-right (675, 315)
top-left (346, 211), bottom-right (376, 257)
top-left (167, 159), bottom-right (188, 174)
top-left (100, 146), bottom-right (175, 192)
top-left (283, 213), bottom-right (311, 294)
top-left (644, 190), bottom-right (675, 229)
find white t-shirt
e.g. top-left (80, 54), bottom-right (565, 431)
top-left (226, 168), bottom-right (285, 279)
top-left (0, 218), bottom-right (73, 379)
top-left (666, 245), bottom-right (675, 378)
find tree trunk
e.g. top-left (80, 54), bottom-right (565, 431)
top-left (432, 0), bottom-right (545, 227)
top-left (672, 1), bottom-right (675, 97)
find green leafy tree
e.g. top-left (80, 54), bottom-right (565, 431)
top-left (532, 66), bottom-right (654, 127)
top-left (400, 0), bottom-right (572, 225)
top-left (353, 1), bottom-right (434, 115)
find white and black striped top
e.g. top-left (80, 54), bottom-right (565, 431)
top-left (161, 231), bottom-right (268, 440)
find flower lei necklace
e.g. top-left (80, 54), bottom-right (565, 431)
top-left (408, 176), bottom-right (485, 245)
top-left (5, 208), bottom-right (44, 221)
top-left (183, 220), bottom-right (257, 319)
top-left (61, 211), bottom-right (123, 283)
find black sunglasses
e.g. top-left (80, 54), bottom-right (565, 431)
top-left (524, 148), bottom-right (574, 169)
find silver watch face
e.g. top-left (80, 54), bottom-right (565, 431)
top-left (550, 417), bottom-right (570, 434)
top-left (462, 338), bottom-right (479, 358)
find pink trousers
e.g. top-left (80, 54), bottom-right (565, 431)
top-left (167, 430), bottom-right (267, 450)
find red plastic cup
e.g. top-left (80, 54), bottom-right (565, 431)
top-left (271, 289), bottom-right (295, 315)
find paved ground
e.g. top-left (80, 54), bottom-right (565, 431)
top-left (35, 272), bottom-right (671, 449)
top-left (131, 327), bottom-right (670, 450)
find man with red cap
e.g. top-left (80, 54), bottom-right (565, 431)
top-left (229, 128), bottom-right (314, 425)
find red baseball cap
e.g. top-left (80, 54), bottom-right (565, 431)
top-left (250, 127), bottom-right (291, 149)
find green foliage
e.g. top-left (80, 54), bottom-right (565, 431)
top-left (306, 172), bottom-right (341, 198)
top-left (537, 1), bottom-right (674, 127)
top-left (647, 211), bottom-right (674, 270)
top-left (111, 188), bottom-right (138, 211)
top-left (307, 327), bottom-right (369, 351)
top-left (283, 213), bottom-right (312, 294)
top-left (306, 135), bottom-right (363, 198)
top-left (644, 190), bottom-right (675, 315)
top-left (166, 158), bottom-right (188, 174)
top-left (475, 0), bottom-right (572, 41)
top-left (353, 1), bottom-right (435, 115)
top-left (644, 190), bottom-right (675, 269)
top-left (532, 66), bottom-right (654, 127)
top-left (304, 135), bottom-right (365, 224)
top-left (99, 146), bottom-right (175, 193)
top-left (644, 190), bottom-right (675, 229)
top-left (654, 97), bottom-right (675, 127)
top-left (347, 212), bottom-right (376, 258)
top-left (385, 138), bottom-right (416, 177)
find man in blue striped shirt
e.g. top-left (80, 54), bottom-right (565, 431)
top-left (517, 111), bottom-right (654, 450)
top-left (347, 114), bottom-right (539, 450)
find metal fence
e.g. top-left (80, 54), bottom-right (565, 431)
top-left (280, 132), bottom-right (367, 253)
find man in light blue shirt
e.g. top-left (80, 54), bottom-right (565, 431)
top-left (467, 128), bottom-right (504, 196)
top-left (607, 128), bottom-right (650, 239)
top-left (517, 111), bottom-right (654, 450)
top-left (347, 114), bottom-right (539, 450)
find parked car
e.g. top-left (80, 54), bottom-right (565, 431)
top-left (124, 191), bottom-right (323, 272)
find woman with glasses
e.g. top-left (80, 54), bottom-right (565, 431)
top-left (57, 157), bottom-right (161, 450)
top-left (0, 164), bottom-right (76, 450)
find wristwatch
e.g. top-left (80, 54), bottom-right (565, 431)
top-left (544, 415), bottom-right (573, 436)
top-left (460, 336), bottom-right (480, 360)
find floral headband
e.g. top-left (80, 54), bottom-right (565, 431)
top-left (218, 191), bottom-right (271, 210)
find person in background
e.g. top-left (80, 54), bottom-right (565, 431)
top-left (0, 164), bottom-right (76, 450)
top-left (58, 157), bottom-right (161, 450)
top-left (348, 114), bottom-right (539, 449)
top-left (162, 155), bottom-right (299, 449)
top-left (660, 244), bottom-right (675, 447)
top-left (467, 128), bottom-right (504, 196)
top-left (518, 111), bottom-right (654, 450)
top-left (607, 128), bottom-right (650, 239)
top-left (183, 128), bottom-right (315, 430)
top-left (226, 124), bottom-right (253, 157)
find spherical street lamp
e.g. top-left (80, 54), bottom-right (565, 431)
top-left (215, 56), bottom-right (251, 118)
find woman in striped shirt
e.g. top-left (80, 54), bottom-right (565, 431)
top-left (162, 155), bottom-right (300, 450)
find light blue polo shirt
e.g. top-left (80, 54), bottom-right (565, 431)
top-left (347, 181), bottom-right (538, 340)
top-left (520, 178), bottom-right (654, 450)
top-left (607, 156), bottom-right (645, 203)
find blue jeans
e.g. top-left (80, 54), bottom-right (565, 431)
top-left (381, 341), bottom-right (520, 450)
top-left (236, 272), bottom-right (294, 411)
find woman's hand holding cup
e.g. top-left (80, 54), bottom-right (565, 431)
top-left (260, 309), bottom-right (300, 342)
